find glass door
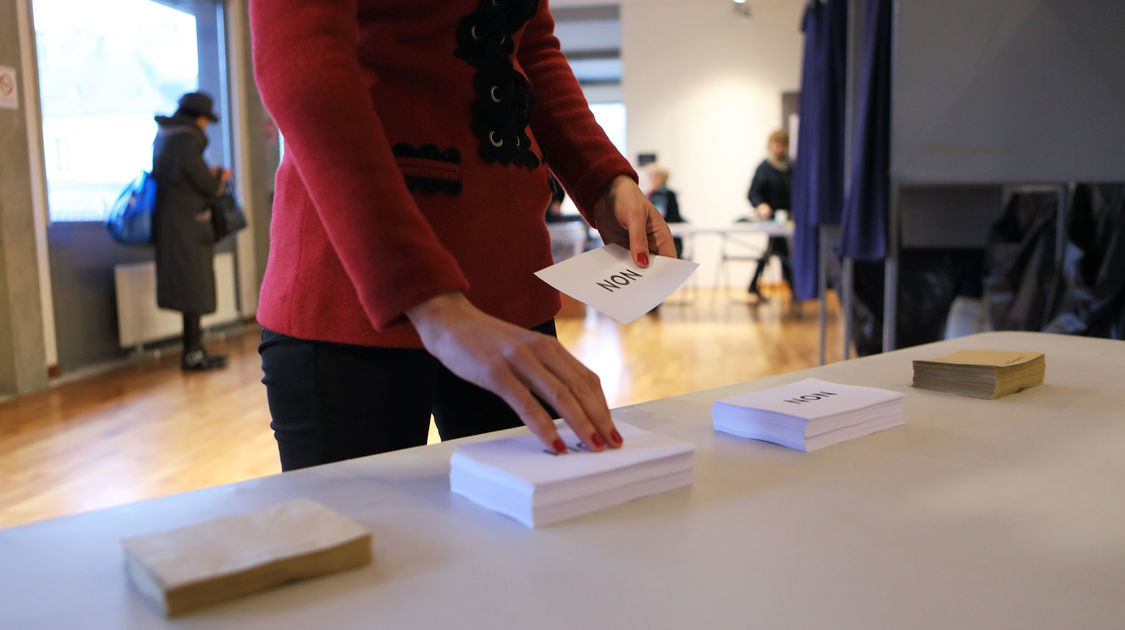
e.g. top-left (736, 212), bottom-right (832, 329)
top-left (32, 0), bottom-right (233, 373)
top-left (32, 0), bottom-right (227, 222)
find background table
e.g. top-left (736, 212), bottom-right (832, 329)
top-left (546, 220), bottom-right (591, 261)
top-left (2, 332), bottom-right (1123, 629)
top-left (667, 222), bottom-right (795, 295)
top-left (667, 221), bottom-right (795, 239)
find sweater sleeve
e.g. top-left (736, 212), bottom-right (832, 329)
top-left (249, 0), bottom-right (468, 330)
top-left (517, 1), bottom-right (636, 226)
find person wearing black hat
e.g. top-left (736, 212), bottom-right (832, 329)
top-left (152, 91), bottom-right (232, 370)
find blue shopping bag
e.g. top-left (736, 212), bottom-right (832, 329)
top-left (106, 171), bottom-right (157, 245)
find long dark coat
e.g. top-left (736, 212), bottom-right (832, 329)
top-left (152, 115), bottom-right (222, 314)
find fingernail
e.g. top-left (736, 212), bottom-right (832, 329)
top-left (611, 429), bottom-right (623, 445)
top-left (590, 432), bottom-right (605, 449)
top-left (637, 252), bottom-right (650, 266)
top-left (552, 438), bottom-right (567, 454)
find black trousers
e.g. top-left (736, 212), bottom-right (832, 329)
top-left (182, 312), bottom-right (202, 352)
top-left (748, 236), bottom-right (794, 294)
top-left (259, 321), bottom-right (557, 472)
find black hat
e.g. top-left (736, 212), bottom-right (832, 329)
top-left (176, 92), bottom-right (219, 122)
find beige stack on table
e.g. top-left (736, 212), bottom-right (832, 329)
top-left (912, 350), bottom-right (1045, 398)
top-left (122, 498), bottom-right (372, 617)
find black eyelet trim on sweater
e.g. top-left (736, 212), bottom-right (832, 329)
top-left (454, 0), bottom-right (542, 170)
top-left (392, 143), bottom-right (463, 195)
top-left (392, 143), bottom-right (462, 165)
top-left (402, 176), bottom-right (463, 196)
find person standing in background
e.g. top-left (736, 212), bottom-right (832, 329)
top-left (746, 129), bottom-right (794, 301)
top-left (152, 92), bottom-right (231, 371)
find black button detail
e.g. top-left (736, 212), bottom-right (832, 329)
top-left (454, 0), bottom-right (542, 170)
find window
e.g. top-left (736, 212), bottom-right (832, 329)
top-left (588, 102), bottom-right (626, 159)
top-left (33, 0), bottom-right (200, 222)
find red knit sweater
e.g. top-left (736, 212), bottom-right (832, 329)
top-left (250, 0), bottom-right (635, 347)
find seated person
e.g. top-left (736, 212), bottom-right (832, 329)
top-left (746, 129), bottom-right (794, 300)
top-left (646, 165), bottom-right (686, 258)
top-left (544, 174), bottom-right (569, 223)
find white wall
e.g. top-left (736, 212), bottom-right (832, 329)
top-left (620, 0), bottom-right (805, 285)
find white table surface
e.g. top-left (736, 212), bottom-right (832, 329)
top-left (2, 332), bottom-right (1123, 629)
top-left (668, 221), bottom-right (794, 237)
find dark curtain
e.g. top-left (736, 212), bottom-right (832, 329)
top-left (1042, 185), bottom-right (1125, 338)
top-left (986, 184), bottom-right (1125, 340)
top-left (839, 0), bottom-right (892, 260)
top-left (850, 252), bottom-right (985, 356)
top-left (790, 0), bottom-right (847, 300)
top-left (985, 191), bottom-right (1062, 332)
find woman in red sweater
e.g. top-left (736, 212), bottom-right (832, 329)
top-left (251, 0), bottom-right (674, 470)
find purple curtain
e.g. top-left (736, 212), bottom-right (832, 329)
top-left (839, 0), bottom-right (892, 260)
top-left (790, 0), bottom-right (848, 300)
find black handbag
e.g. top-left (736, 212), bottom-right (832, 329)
top-left (211, 183), bottom-right (247, 241)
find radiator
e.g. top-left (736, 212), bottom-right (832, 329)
top-left (114, 252), bottom-right (240, 349)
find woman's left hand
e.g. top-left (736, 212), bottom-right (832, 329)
top-left (591, 175), bottom-right (677, 267)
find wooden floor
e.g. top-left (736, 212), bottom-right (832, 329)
top-left (0, 287), bottom-right (844, 529)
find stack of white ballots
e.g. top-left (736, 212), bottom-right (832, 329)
top-left (712, 378), bottom-right (904, 452)
top-left (450, 421), bottom-right (695, 527)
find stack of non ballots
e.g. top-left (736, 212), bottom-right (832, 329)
top-left (912, 350), bottom-right (1045, 398)
top-left (122, 498), bottom-right (372, 616)
top-left (450, 421), bottom-right (695, 527)
top-left (712, 378), bottom-right (904, 452)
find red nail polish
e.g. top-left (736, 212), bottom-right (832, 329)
top-left (552, 438), bottom-right (566, 454)
top-left (637, 252), bottom-right (650, 266)
top-left (591, 432), bottom-right (605, 449)
top-left (611, 429), bottom-right (622, 445)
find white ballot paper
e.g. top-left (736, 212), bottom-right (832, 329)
top-left (535, 243), bottom-right (699, 324)
top-left (451, 421), bottom-right (695, 527)
top-left (713, 378), bottom-right (904, 452)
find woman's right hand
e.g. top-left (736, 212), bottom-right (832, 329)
top-left (406, 292), bottom-right (621, 454)
top-left (756, 203), bottom-right (773, 220)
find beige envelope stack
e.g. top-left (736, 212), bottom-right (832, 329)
top-left (912, 350), bottom-right (1045, 399)
top-left (122, 498), bottom-right (372, 617)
